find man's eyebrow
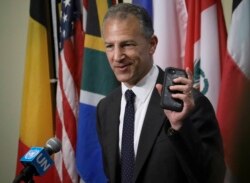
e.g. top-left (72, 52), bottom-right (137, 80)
top-left (122, 40), bottom-right (136, 43)
top-left (104, 40), bottom-right (136, 44)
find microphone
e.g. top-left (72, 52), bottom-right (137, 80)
top-left (13, 137), bottom-right (61, 183)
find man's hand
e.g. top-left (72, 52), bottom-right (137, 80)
top-left (156, 68), bottom-right (195, 130)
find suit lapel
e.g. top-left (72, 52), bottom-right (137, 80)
top-left (134, 68), bottom-right (166, 180)
top-left (104, 88), bottom-right (122, 182)
top-left (134, 89), bottom-right (166, 180)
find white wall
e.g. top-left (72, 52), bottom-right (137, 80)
top-left (0, 0), bottom-right (29, 182)
top-left (222, 0), bottom-right (233, 30)
top-left (0, 0), bottom-right (231, 182)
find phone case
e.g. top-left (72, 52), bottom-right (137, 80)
top-left (160, 67), bottom-right (187, 112)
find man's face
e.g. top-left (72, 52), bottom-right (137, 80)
top-left (102, 15), bottom-right (157, 87)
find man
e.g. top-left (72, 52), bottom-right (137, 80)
top-left (96, 3), bottom-right (225, 183)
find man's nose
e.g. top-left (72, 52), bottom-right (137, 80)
top-left (113, 47), bottom-right (125, 62)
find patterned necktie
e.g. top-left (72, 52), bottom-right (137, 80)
top-left (121, 89), bottom-right (136, 183)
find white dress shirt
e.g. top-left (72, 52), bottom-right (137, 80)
top-left (119, 65), bottom-right (159, 156)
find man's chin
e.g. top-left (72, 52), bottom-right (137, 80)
top-left (115, 76), bottom-right (130, 83)
top-left (114, 72), bottom-right (129, 81)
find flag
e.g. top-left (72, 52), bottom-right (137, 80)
top-left (153, 0), bottom-right (187, 70)
top-left (184, 0), bottom-right (227, 111)
top-left (132, 0), bottom-right (187, 70)
top-left (132, 0), bottom-right (152, 18)
top-left (76, 0), bottom-right (119, 183)
top-left (15, 0), bottom-right (59, 182)
top-left (217, 0), bottom-right (250, 181)
top-left (54, 0), bottom-right (84, 182)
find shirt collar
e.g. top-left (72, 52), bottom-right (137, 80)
top-left (122, 65), bottom-right (159, 103)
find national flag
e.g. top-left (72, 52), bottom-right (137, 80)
top-left (132, 0), bottom-right (152, 18)
top-left (132, 0), bottom-right (187, 70)
top-left (54, 0), bottom-right (84, 182)
top-left (15, 0), bottom-right (59, 182)
top-left (184, 0), bottom-right (227, 111)
top-left (76, 0), bottom-right (119, 183)
top-left (217, 0), bottom-right (250, 181)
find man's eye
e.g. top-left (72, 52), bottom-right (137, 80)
top-left (105, 44), bottom-right (113, 49)
top-left (123, 43), bottom-right (135, 47)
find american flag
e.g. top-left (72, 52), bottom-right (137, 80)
top-left (55, 0), bottom-right (83, 182)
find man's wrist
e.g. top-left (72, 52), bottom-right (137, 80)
top-left (170, 122), bottom-right (182, 131)
top-left (167, 127), bottom-right (179, 136)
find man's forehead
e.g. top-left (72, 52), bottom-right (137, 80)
top-left (104, 13), bottom-right (139, 24)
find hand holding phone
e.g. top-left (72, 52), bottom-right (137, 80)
top-left (160, 67), bottom-right (187, 112)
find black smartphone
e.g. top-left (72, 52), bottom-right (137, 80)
top-left (160, 67), bottom-right (187, 112)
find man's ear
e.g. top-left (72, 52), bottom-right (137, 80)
top-left (149, 35), bottom-right (158, 54)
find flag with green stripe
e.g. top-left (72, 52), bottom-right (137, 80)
top-left (76, 1), bottom-right (119, 182)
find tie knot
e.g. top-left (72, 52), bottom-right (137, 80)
top-left (125, 90), bottom-right (135, 103)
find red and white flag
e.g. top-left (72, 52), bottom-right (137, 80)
top-left (54, 0), bottom-right (84, 182)
top-left (184, 0), bottom-right (227, 111)
top-left (217, 0), bottom-right (250, 181)
top-left (153, 0), bottom-right (187, 70)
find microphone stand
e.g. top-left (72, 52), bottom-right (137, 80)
top-left (13, 166), bottom-right (35, 183)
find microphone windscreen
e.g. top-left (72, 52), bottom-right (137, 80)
top-left (45, 137), bottom-right (62, 155)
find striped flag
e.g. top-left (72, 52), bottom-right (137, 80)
top-left (217, 0), bottom-right (250, 181)
top-left (54, 0), bottom-right (83, 182)
top-left (184, 0), bottom-right (227, 111)
top-left (15, 0), bottom-right (59, 182)
top-left (132, 0), bottom-right (187, 70)
top-left (76, 1), bottom-right (119, 182)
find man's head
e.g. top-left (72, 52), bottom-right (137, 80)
top-left (102, 3), bottom-right (158, 88)
top-left (103, 3), bottom-right (154, 39)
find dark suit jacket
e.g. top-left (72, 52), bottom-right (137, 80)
top-left (96, 68), bottom-right (225, 183)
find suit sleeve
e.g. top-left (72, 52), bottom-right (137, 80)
top-left (96, 99), bottom-right (109, 178)
top-left (167, 90), bottom-right (225, 183)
